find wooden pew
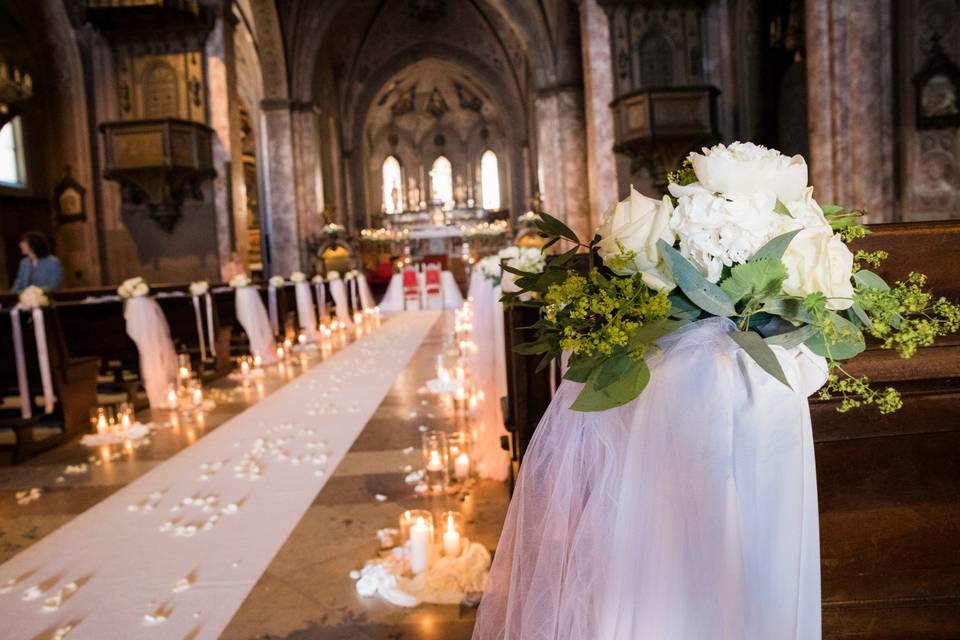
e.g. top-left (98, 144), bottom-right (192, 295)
top-left (503, 221), bottom-right (960, 638)
top-left (0, 308), bottom-right (98, 462)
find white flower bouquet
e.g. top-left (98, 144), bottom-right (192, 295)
top-left (18, 285), bottom-right (49, 309)
top-left (323, 223), bottom-right (346, 237)
top-left (477, 255), bottom-right (503, 284)
top-left (506, 142), bottom-right (960, 413)
top-left (290, 271), bottom-right (306, 283)
top-left (326, 270), bottom-right (341, 281)
top-left (117, 277), bottom-right (150, 299)
top-left (311, 274), bottom-right (324, 284)
top-left (268, 275), bottom-right (286, 288)
top-left (229, 274), bottom-right (252, 288)
top-left (189, 280), bottom-right (209, 296)
top-left (498, 246), bottom-right (546, 294)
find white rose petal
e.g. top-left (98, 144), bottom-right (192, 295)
top-left (689, 141), bottom-right (808, 203)
top-left (780, 226), bottom-right (855, 310)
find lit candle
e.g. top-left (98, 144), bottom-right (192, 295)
top-left (276, 346), bottom-right (285, 360)
top-left (426, 450), bottom-right (444, 472)
top-left (442, 514), bottom-right (461, 557)
top-left (353, 312), bottom-right (363, 325)
top-left (253, 355), bottom-right (263, 369)
top-left (96, 412), bottom-right (108, 435)
top-left (192, 388), bottom-right (203, 407)
top-left (167, 388), bottom-right (179, 410)
top-left (298, 333), bottom-right (307, 345)
top-left (240, 360), bottom-right (250, 376)
top-left (178, 366), bottom-right (190, 382)
top-left (409, 516), bottom-right (431, 574)
top-left (283, 338), bottom-right (293, 351)
top-left (454, 452), bottom-right (471, 480)
top-left (120, 412), bottom-right (132, 430)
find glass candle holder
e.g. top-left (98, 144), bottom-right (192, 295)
top-left (447, 431), bottom-right (473, 482)
top-left (398, 509), bottom-right (434, 574)
top-left (117, 402), bottom-right (134, 430)
top-left (89, 406), bottom-right (110, 434)
top-left (422, 430), bottom-right (449, 492)
top-left (440, 510), bottom-right (465, 557)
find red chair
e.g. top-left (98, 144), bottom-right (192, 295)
top-left (402, 267), bottom-right (421, 310)
top-left (424, 263), bottom-right (444, 309)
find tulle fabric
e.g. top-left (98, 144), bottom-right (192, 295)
top-left (358, 273), bottom-right (376, 310)
top-left (329, 279), bottom-right (352, 326)
top-left (123, 296), bottom-right (178, 408)
top-left (235, 287), bottom-right (277, 365)
top-left (294, 281), bottom-right (319, 341)
top-left (474, 318), bottom-right (826, 640)
top-left (466, 272), bottom-right (510, 481)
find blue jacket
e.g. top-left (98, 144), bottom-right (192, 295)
top-left (12, 256), bottom-right (62, 292)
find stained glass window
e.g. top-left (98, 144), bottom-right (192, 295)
top-left (480, 149), bottom-right (500, 210)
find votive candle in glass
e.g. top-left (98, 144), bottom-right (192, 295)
top-left (399, 509), bottom-right (434, 574)
top-left (422, 430), bottom-right (449, 492)
top-left (440, 510), bottom-right (464, 557)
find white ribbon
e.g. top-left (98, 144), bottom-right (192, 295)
top-left (235, 287), bottom-right (277, 365)
top-left (205, 293), bottom-right (216, 357)
top-left (314, 282), bottom-right (327, 325)
top-left (10, 306), bottom-right (55, 420)
top-left (191, 296), bottom-right (208, 362)
top-left (349, 278), bottom-right (359, 314)
top-left (329, 279), bottom-right (352, 327)
top-left (357, 273), bottom-right (375, 311)
top-left (294, 281), bottom-right (318, 341)
top-left (267, 285), bottom-right (279, 335)
top-left (123, 296), bottom-right (178, 409)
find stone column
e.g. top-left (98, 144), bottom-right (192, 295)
top-left (535, 87), bottom-right (592, 243)
top-left (291, 105), bottom-right (322, 254)
top-left (579, 0), bottom-right (619, 220)
top-left (806, 0), bottom-right (896, 221)
top-left (260, 100), bottom-right (302, 275)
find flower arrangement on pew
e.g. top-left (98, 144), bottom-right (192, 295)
top-left (504, 142), bottom-right (960, 413)
top-left (18, 285), bottom-right (50, 309)
top-left (268, 275), bottom-right (285, 288)
top-left (117, 276), bottom-right (150, 299)
top-left (229, 274), bottom-right (252, 288)
top-left (290, 271), bottom-right (307, 283)
top-left (189, 280), bottom-right (209, 296)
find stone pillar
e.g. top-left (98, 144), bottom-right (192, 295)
top-left (535, 87), bottom-right (592, 244)
top-left (579, 0), bottom-right (619, 220)
top-left (260, 100), bottom-right (301, 275)
top-left (291, 105), bottom-right (322, 256)
top-left (806, 0), bottom-right (897, 221)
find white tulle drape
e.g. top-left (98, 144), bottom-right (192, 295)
top-left (123, 296), bottom-right (178, 409)
top-left (466, 271), bottom-right (510, 481)
top-left (473, 318), bottom-right (827, 640)
top-left (357, 273), bottom-right (376, 310)
top-left (293, 281), bottom-right (319, 342)
top-left (329, 278), bottom-right (352, 326)
top-left (235, 287), bottom-right (277, 365)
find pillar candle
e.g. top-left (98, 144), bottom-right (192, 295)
top-left (409, 517), bottom-right (431, 573)
top-left (442, 514), bottom-right (461, 557)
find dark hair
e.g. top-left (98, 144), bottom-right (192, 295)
top-left (21, 231), bottom-right (51, 258)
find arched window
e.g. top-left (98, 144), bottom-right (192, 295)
top-left (480, 149), bottom-right (500, 210)
top-left (382, 155), bottom-right (404, 214)
top-left (0, 116), bottom-right (26, 187)
top-left (430, 155), bottom-right (453, 211)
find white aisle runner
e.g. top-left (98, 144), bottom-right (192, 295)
top-left (0, 311), bottom-right (440, 640)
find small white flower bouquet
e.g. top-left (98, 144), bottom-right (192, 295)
top-left (290, 271), bottom-right (307, 283)
top-left (229, 274), bottom-right (252, 288)
top-left (268, 275), bottom-right (286, 288)
top-left (117, 277), bottom-right (150, 299)
top-left (326, 270), bottom-right (341, 281)
top-left (507, 142), bottom-right (960, 413)
top-left (18, 285), bottom-right (50, 310)
top-left (189, 280), bottom-right (209, 296)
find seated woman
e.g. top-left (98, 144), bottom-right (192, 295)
top-left (12, 231), bottom-right (62, 293)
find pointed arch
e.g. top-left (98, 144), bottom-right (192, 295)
top-left (430, 155), bottom-right (453, 211)
top-left (382, 155), bottom-right (404, 213)
top-left (480, 149), bottom-right (501, 210)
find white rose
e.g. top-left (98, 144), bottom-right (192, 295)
top-left (689, 141), bottom-right (808, 203)
top-left (18, 285), bottom-right (48, 309)
top-left (596, 187), bottom-right (676, 288)
top-left (269, 275), bottom-right (285, 288)
top-left (189, 280), bottom-right (209, 296)
top-left (290, 271), bottom-right (306, 283)
top-left (780, 226), bottom-right (855, 311)
top-left (326, 271), bottom-right (341, 281)
top-left (229, 274), bottom-right (251, 288)
top-left (784, 186), bottom-right (829, 230)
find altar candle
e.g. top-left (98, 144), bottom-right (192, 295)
top-left (426, 450), bottom-right (444, 472)
top-left (353, 312), bottom-right (363, 325)
top-left (409, 517), bottom-right (431, 574)
top-left (454, 452), bottom-right (471, 480)
top-left (178, 366), bottom-right (190, 383)
top-left (283, 338), bottom-right (293, 351)
top-left (443, 514), bottom-right (461, 557)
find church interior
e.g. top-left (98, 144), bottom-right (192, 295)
top-left (0, 0), bottom-right (958, 638)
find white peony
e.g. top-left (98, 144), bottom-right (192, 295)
top-left (229, 274), bottom-right (252, 288)
top-left (688, 141), bottom-right (808, 203)
top-left (189, 280), bottom-right (209, 296)
top-left (18, 285), bottom-right (49, 309)
top-left (268, 275), bottom-right (285, 288)
top-left (780, 226), bottom-right (855, 310)
top-left (117, 277), bottom-right (149, 299)
top-left (595, 186), bottom-right (676, 290)
top-left (290, 271), bottom-right (306, 283)
top-left (326, 270), bottom-right (341, 281)
top-left (668, 182), bottom-right (786, 282)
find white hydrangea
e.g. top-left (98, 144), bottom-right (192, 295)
top-left (477, 255), bottom-right (502, 282)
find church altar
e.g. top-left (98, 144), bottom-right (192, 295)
top-left (378, 270), bottom-right (463, 312)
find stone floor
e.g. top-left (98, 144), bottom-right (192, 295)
top-left (0, 313), bottom-right (510, 639)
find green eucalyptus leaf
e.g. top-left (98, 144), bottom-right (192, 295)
top-left (594, 352), bottom-right (634, 390)
top-left (820, 203), bottom-right (844, 216)
top-left (761, 297), bottom-right (819, 325)
top-left (773, 199), bottom-right (795, 218)
top-left (628, 318), bottom-right (688, 350)
top-left (846, 302), bottom-right (871, 328)
top-left (854, 270), bottom-right (890, 292)
top-left (728, 330), bottom-right (792, 389)
top-left (763, 324), bottom-right (817, 349)
top-left (570, 357), bottom-right (650, 412)
top-left (668, 293), bottom-right (702, 321)
top-left (751, 229), bottom-right (802, 262)
top-left (657, 240), bottom-right (736, 317)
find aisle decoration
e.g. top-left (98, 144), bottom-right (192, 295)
top-left (10, 286), bottom-right (54, 419)
top-left (118, 277), bottom-right (179, 409)
top-left (290, 271), bottom-right (319, 342)
top-left (266, 275), bottom-right (285, 334)
top-left (327, 270), bottom-right (353, 327)
top-left (189, 280), bottom-right (216, 362)
top-left (81, 402), bottom-right (150, 446)
top-left (312, 274), bottom-right (327, 324)
top-left (231, 274), bottom-right (277, 365)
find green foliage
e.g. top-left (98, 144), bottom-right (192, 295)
top-left (658, 240), bottom-right (736, 317)
top-left (720, 258), bottom-right (789, 305)
top-left (773, 199), bottom-right (794, 218)
top-left (666, 158), bottom-right (697, 187)
top-left (818, 367), bottom-right (903, 414)
top-left (728, 330), bottom-right (792, 389)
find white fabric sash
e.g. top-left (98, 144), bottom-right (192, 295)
top-left (357, 273), bottom-right (375, 310)
top-left (314, 281), bottom-right (327, 325)
top-left (205, 293), bottom-right (216, 357)
top-left (123, 296), bottom-right (178, 409)
top-left (235, 287), bottom-right (278, 365)
top-left (329, 279), bottom-right (352, 326)
top-left (267, 285), bottom-right (279, 335)
top-left (190, 293), bottom-right (218, 362)
top-left (192, 296), bottom-right (207, 362)
top-left (10, 306), bottom-right (55, 419)
top-left (293, 281), bottom-right (318, 341)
